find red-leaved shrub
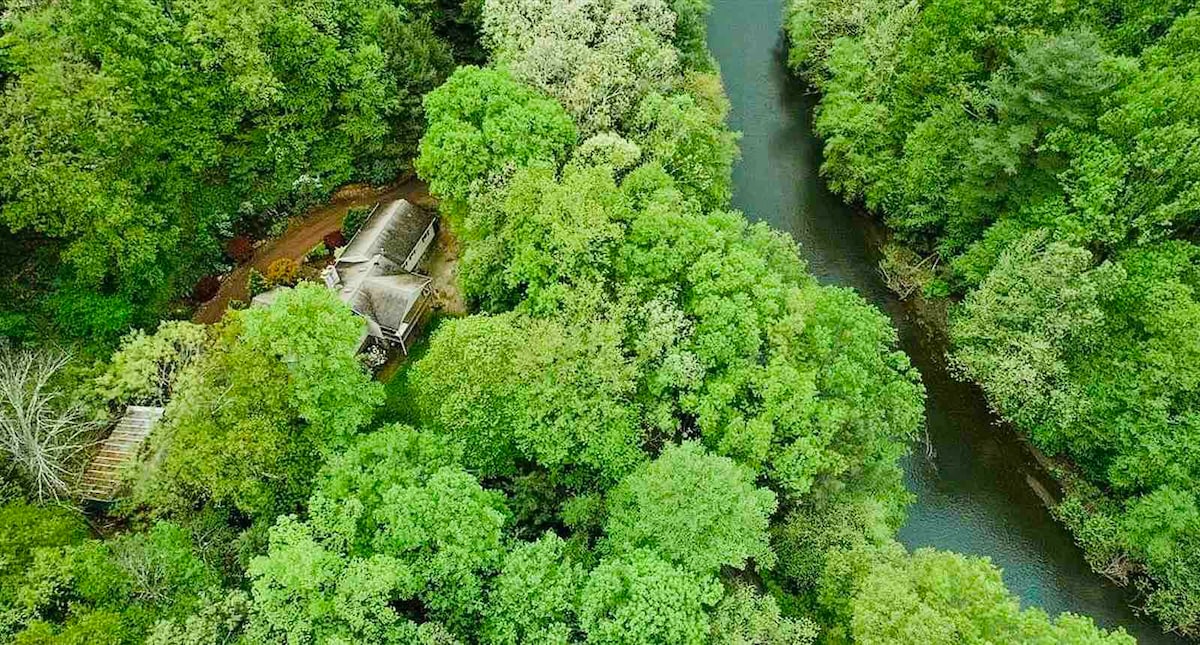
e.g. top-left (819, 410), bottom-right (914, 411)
top-left (192, 275), bottom-right (221, 302)
top-left (225, 236), bottom-right (254, 263)
top-left (323, 230), bottom-right (347, 250)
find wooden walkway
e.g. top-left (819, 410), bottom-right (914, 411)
top-left (79, 406), bottom-right (164, 502)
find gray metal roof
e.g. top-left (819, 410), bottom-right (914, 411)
top-left (340, 200), bottom-right (436, 266)
top-left (348, 273), bottom-right (431, 333)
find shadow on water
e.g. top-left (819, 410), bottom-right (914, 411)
top-left (706, 1), bottom-right (1182, 642)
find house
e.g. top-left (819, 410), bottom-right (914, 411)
top-left (251, 199), bottom-right (437, 354)
top-left (323, 199), bottom-right (437, 354)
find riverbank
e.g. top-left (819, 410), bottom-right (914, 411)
top-left (705, 2), bottom-right (1182, 641)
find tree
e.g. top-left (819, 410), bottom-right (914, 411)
top-left (708, 583), bottom-right (819, 645)
top-left (453, 163), bottom-right (629, 311)
top-left (7, 521), bottom-right (217, 644)
top-left (604, 441), bottom-right (777, 575)
top-left (410, 310), bottom-right (645, 490)
top-left (416, 65), bottom-right (577, 217)
top-left (312, 424), bottom-right (461, 549)
top-left (629, 90), bottom-right (739, 210)
top-left (482, 533), bottom-right (584, 644)
top-left (481, 0), bottom-right (680, 135)
top-left (136, 283), bottom-right (382, 521)
top-left (818, 544), bottom-right (1135, 645)
top-left (0, 501), bottom-right (90, 639)
top-left (0, 348), bottom-right (100, 502)
top-left (246, 465), bottom-right (508, 641)
top-left (578, 551), bottom-right (721, 645)
top-left (95, 321), bottom-right (208, 406)
top-left (0, 0), bottom-right (456, 334)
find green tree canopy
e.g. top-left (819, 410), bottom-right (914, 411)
top-left (136, 283), bottom-right (382, 522)
top-left (819, 544), bottom-right (1135, 645)
top-left (578, 550), bottom-right (722, 645)
top-left (604, 441), bottom-right (777, 575)
top-left (415, 65), bottom-right (577, 217)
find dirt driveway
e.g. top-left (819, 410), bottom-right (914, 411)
top-left (193, 178), bottom-right (431, 324)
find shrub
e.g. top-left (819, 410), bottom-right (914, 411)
top-left (224, 237), bottom-right (254, 264)
top-left (322, 230), bottom-right (346, 250)
top-left (341, 206), bottom-right (371, 239)
top-left (191, 275), bottom-right (220, 302)
top-left (247, 269), bottom-right (269, 298)
top-left (304, 243), bottom-right (329, 264)
top-left (264, 259), bottom-right (299, 288)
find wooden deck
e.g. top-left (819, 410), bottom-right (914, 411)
top-left (79, 406), bottom-right (164, 502)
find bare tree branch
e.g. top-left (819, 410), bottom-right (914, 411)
top-left (0, 347), bottom-right (102, 502)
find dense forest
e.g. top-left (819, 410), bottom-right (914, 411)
top-left (786, 0), bottom-right (1200, 636)
top-left (0, 0), bottom-right (1170, 643)
top-left (0, 0), bottom-right (478, 346)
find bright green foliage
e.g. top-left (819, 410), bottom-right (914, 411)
top-left (246, 464), bottom-right (508, 641)
top-left (0, 0), bottom-right (1143, 641)
top-left (410, 311), bottom-right (644, 489)
top-left (0, 0), bottom-right (456, 332)
top-left (244, 514), bottom-right (428, 643)
top-left (137, 283), bottom-right (382, 522)
top-left (578, 551), bottom-right (722, 645)
top-left (455, 163), bottom-right (628, 312)
top-left (416, 65), bottom-right (577, 217)
top-left (372, 467), bottom-right (509, 627)
top-left (708, 583), bottom-right (819, 645)
top-left (615, 178), bottom-right (924, 502)
top-left (313, 423), bottom-right (461, 542)
top-left (950, 235), bottom-right (1200, 629)
top-left (482, 533), bottom-right (585, 645)
top-left (481, 0), bottom-right (679, 135)
top-left (95, 321), bottom-right (208, 406)
top-left (629, 91), bottom-right (740, 210)
top-left (818, 545), bottom-right (1135, 645)
top-left (790, 0), bottom-right (1200, 630)
top-left (5, 521), bottom-right (217, 644)
top-left (604, 441), bottom-right (777, 574)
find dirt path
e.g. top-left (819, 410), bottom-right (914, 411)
top-left (193, 178), bottom-right (431, 324)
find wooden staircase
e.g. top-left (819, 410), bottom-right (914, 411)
top-left (79, 406), bottom-right (164, 502)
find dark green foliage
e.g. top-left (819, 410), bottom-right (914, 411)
top-left (2, 518), bottom-right (217, 644)
top-left (0, 0), bottom-right (457, 338)
top-left (342, 205), bottom-right (373, 239)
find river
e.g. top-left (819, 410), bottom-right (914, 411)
top-left (705, 1), bottom-right (1180, 642)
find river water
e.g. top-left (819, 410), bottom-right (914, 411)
top-left (705, 1), bottom-right (1179, 642)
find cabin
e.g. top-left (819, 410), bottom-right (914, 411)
top-left (251, 199), bottom-right (437, 354)
top-left (327, 199), bottom-right (436, 353)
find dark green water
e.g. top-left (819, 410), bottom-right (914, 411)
top-left (706, 2), bottom-right (1181, 642)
